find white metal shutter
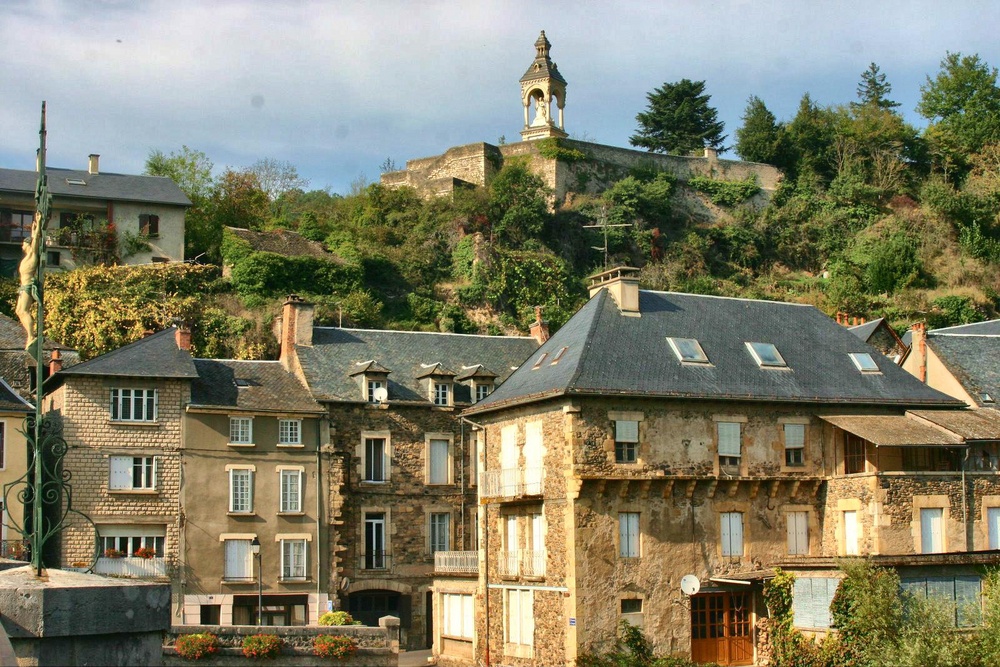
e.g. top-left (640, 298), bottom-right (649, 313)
top-left (521, 590), bottom-right (534, 647)
top-left (615, 420), bottom-right (639, 442)
top-left (506, 588), bottom-right (521, 644)
top-left (921, 508), bottom-right (944, 553)
top-left (225, 539), bottom-right (250, 579)
top-left (505, 515), bottom-right (517, 550)
top-left (500, 425), bottom-right (518, 469)
top-left (429, 439), bottom-right (449, 484)
top-left (109, 456), bottom-right (132, 490)
top-left (844, 511), bottom-right (859, 555)
top-left (792, 577), bottom-right (813, 628)
top-left (787, 511), bottom-right (808, 555)
top-left (718, 422), bottom-right (741, 457)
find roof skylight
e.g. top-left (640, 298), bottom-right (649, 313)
top-left (981, 392), bottom-right (995, 404)
top-left (550, 347), bottom-right (569, 365)
top-left (234, 378), bottom-right (250, 388)
top-left (65, 178), bottom-right (86, 186)
top-left (745, 342), bottom-right (787, 368)
top-left (531, 353), bottom-right (548, 370)
top-left (849, 353), bottom-right (881, 373)
top-left (667, 337), bottom-right (710, 364)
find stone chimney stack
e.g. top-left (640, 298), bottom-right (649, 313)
top-left (48, 349), bottom-right (63, 376)
top-left (88, 154), bottom-right (100, 175)
top-left (704, 147), bottom-right (718, 161)
top-left (912, 322), bottom-right (927, 383)
top-left (280, 295), bottom-right (315, 365)
top-left (175, 325), bottom-right (192, 351)
top-left (529, 306), bottom-right (550, 345)
top-left (587, 267), bottom-right (641, 316)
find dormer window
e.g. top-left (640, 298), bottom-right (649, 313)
top-left (849, 353), bottom-right (881, 374)
top-left (417, 363), bottom-right (457, 408)
top-left (746, 342), bottom-right (787, 368)
top-left (367, 379), bottom-right (385, 403)
top-left (981, 393), bottom-right (995, 404)
top-left (350, 360), bottom-right (391, 404)
top-left (667, 337), bottom-right (710, 364)
top-left (434, 382), bottom-right (451, 406)
top-left (476, 383), bottom-right (492, 402)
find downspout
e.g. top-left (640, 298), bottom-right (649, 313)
top-left (461, 416), bottom-right (489, 667)
top-left (962, 447), bottom-right (970, 551)
top-left (460, 420), bottom-right (466, 549)
top-left (316, 417), bottom-right (323, 604)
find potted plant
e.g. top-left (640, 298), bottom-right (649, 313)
top-left (174, 633), bottom-right (219, 660)
top-left (314, 635), bottom-right (358, 660)
top-left (134, 546), bottom-right (157, 559)
top-left (242, 634), bottom-right (283, 659)
top-left (103, 548), bottom-right (125, 559)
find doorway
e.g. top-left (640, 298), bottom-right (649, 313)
top-left (690, 591), bottom-right (753, 665)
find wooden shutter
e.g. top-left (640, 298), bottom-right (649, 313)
top-left (429, 439), bottom-right (449, 484)
top-left (524, 422), bottom-right (545, 493)
top-left (718, 422), bottom-right (741, 457)
top-left (787, 511), bottom-right (808, 555)
top-left (225, 539), bottom-right (250, 579)
top-left (956, 576), bottom-right (982, 627)
top-left (109, 456), bottom-right (132, 490)
top-left (507, 589), bottom-right (521, 644)
top-left (522, 590), bottom-right (534, 647)
top-left (921, 508), bottom-right (943, 553)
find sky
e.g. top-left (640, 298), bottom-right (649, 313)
top-left (2, 0), bottom-right (999, 196)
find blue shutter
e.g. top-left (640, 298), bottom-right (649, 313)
top-left (793, 578), bottom-right (813, 628)
top-left (956, 576), bottom-right (982, 627)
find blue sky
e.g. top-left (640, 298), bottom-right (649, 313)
top-left (2, 0), bottom-right (997, 195)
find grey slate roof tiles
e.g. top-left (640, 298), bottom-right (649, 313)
top-left (56, 328), bottom-right (198, 379)
top-left (468, 290), bottom-right (961, 414)
top-left (0, 168), bottom-right (191, 207)
top-left (295, 327), bottom-right (538, 404)
top-left (926, 335), bottom-right (1000, 408)
top-left (191, 359), bottom-right (324, 414)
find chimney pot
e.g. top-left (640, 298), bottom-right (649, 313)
top-left (529, 307), bottom-right (550, 345)
top-left (175, 325), bottom-right (192, 351)
top-left (88, 154), bottom-right (100, 175)
top-left (587, 266), bottom-right (641, 315)
top-left (48, 348), bottom-right (63, 376)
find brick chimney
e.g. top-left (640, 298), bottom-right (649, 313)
top-left (912, 322), bottom-right (927, 383)
top-left (48, 348), bottom-right (63, 375)
top-left (588, 267), bottom-right (641, 316)
top-left (88, 154), bottom-right (100, 175)
top-left (175, 325), bottom-right (192, 351)
top-left (529, 306), bottom-right (550, 345)
top-left (704, 147), bottom-right (718, 161)
top-left (279, 295), bottom-right (314, 365)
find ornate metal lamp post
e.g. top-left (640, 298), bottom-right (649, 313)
top-left (251, 536), bottom-right (262, 625)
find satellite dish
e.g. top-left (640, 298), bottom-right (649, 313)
top-left (680, 574), bottom-right (701, 596)
top-left (340, 577), bottom-right (351, 591)
top-left (373, 387), bottom-right (388, 404)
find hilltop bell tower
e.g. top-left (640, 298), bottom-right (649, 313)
top-left (520, 31), bottom-right (568, 141)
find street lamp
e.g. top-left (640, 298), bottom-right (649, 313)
top-left (251, 537), bottom-right (262, 626)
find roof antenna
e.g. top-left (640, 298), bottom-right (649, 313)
top-left (583, 204), bottom-right (632, 269)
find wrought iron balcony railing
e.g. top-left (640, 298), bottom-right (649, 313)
top-left (479, 468), bottom-right (544, 499)
top-left (433, 550), bottom-right (479, 574)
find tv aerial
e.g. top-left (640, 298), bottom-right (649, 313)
top-left (583, 205), bottom-right (632, 269)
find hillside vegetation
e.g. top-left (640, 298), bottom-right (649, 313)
top-left (9, 53), bottom-right (1000, 359)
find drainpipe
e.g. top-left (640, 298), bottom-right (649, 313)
top-left (316, 417), bottom-right (323, 605)
top-left (962, 447), bottom-right (970, 551)
top-left (461, 417), bottom-right (489, 666)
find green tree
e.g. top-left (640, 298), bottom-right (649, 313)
top-left (630, 79), bottom-right (726, 155)
top-left (245, 158), bottom-right (309, 203)
top-left (735, 96), bottom-right (784, 164)
top-left (144, 146), bottom-right (218, 262)
top-left (487, 163), bottom-right (550, 248)
top-left (783, 93), bottom-right (841, 184)
top-left (211, 169), bottom-right (270, 232)
top-left (853, 62), bottom-right (900, 111)
top-left (918, 52), bottom-right (1000, 164)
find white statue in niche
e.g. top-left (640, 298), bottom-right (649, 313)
top-left (531, 95), bottom-right (549, 126)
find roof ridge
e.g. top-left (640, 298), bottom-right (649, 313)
top-left (312, 326), bottom-right (531, 340)
top-left (642, 289), bottom-right (814, 307)
top-left (566, 291), bottom-right (607, 391)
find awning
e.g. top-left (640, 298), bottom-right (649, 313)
top-left (908, 409), bottom-right (1000, 442)
top-left (820, 414), bottom-right (964, 447)
top-left (709, 569), bottom-right (775, 586)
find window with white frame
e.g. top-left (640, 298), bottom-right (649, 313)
top-left (505, 588), bottom-right (534, 648)
top-left (784, 423), bottom-right (806, 467)
top-left (364, 512), bottom-right (386, 569)
top-left (787, 511), bottom-right (809, 555)
top-left (279, 469), bottom-right (302, 513)
top-left (229, 417), bottom-right (253, 445)
top-left (619, 512), bottom-right (640, 558)
top-left (229, 468), bottom-right (254, 513)
top-left (109, 456), bottom-right (156, 491)
top-left (433, 382), bottom-right (450, 406)
top-left (920, 507), bottom-right (944, 553)
top-left (721, 512), bottom-right (744, 557)
top-left (281, 539), bottom-right (307, 580)
top-left (442, 593), bottom-right (474, 640)
top-left (989, 507), bottom-right (1000, 550)
top-left (430, 512), bottom-right (450, 553)
top-left (278, 419), bottom-right (302, 445)
top-left (100, 525), bottom-right (165, 558)
top-left (476, 383), bottom-right (492, 402)
top-left (428, 438), bottom-right (450, 484)
top-left (364, 438), bottom-right (387, 482)
top-left (110, 388), bottom-right (157, 422)
top-left (224, 539), bottom-right (254, 580)
top-left (366, 379), bottom-right (385, 403)
top-left (718, 422), bottom-right (742, 472)
top-left (615, 420), bottom-right (639, 463)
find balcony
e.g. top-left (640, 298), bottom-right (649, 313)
top-left (498, 549), bottom-right (546, 578)
top-left (434, 550), bottom-right (479, 575)
top-left (479, 468), bottom-right (544, 500)
top-left (94, 556), bottom-right (167, 579)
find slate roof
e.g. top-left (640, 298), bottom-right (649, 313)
top-left (295, 328), bottom-right (539, 404)
top-left (926, 334), bottom-right (1000, 408)
top-left (902, 319), bottom-right (1000, 347)
top-left (848, 318), bottom-right (883, 342)
top-left (0, 377), bottom-right (33, 412)
top-left (819, 414), bottom-right (964, 446)
top-left (0, 313), bottom-right (79, 402)
top-left (225, 227), bottom-right (341, 261)
top-left (467, 290), bottom-right (962, 415)
top-left (910, 408), bottom-right (1000, 441)
top-left (190, 359), bottom-right (324, 414)
top-left (0, 167), bottom-right (190, 207)
top-left (53, 328), bottom-right (197, 381)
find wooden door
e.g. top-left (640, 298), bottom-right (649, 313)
top-left (690, 591), bottom-right (753, 665)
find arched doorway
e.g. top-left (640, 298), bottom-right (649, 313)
top-left (348, 589), bottom-right (410, 629)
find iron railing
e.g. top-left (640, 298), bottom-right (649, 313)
top-left (479, 468), bottom-right (544, 499)
top-left (497, 549), bottom-right (546, 577)
top-left (434, 550), bottom-right (479, 574)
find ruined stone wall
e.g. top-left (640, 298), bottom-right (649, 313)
top-left (55, 376), bottom-right (186, 568)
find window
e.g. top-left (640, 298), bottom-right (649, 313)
top-left (476, 383), bottom-right (492, 402)
top-left (721, 512), bottom-right (744, 557)
top-left (110, 388), bottom-right (157, 422)
top-left (230, 417), bottom-right (253, 445)
top-left (920, 507), bottom-right (944, 553)
top-left (278, 419), bottom-right (301, 446)
top-left (989, 507), bottom-right (1000, 549)
top-left (531, 353), bottom-right (548, 369)
top-left (746, 342), bottom-right (787, 368)
top-left (619, 512), bottom-right (640, 558)
top-left (901, 576), bottom-right (982, 627)
top-left (46, 251), bottom-right (60, 267)
top-left (621, 598), bottom-right (643, 614)
top-left (364, 512), bottom-right (386, 569)
top-left (844, 433), bottom-right (865, 474)
top-left (442, 593), bottom-right (474, 640)
top-left (787, 511), bottom-right (809, 555)
top-left (100, 527), bottom-right (165, 558)
top-left (279, 470), bottom-right (302, 513)
top-left (367, 380), bottom-right (384, 403)
top-left (0, 210), bottom-right (33, 242)
top-left (139, 213), bottom-right (159, 237)
top-left (718, 422), bottom-right (742, 473)
top-left (229, 468), bottom-right (254, 513)
top-left (784, 424), bottom-right (806, 467)
top-left (615, 420), bottom-right (639, 463)
top-left (364, 438), bottom-right (387, 482)
top-left (550, 346), bottom-right (569, 365)
top-left (666, 337), bottom-right (710, 363)
top-left (505, 588), bottom-right (534, 648)
top-left (528, 513), bottom-right (545, 576)
top-left (843, 510), bottom-right (859, 555)
top-left (428, 438), bottom-right (450, 484)
top-left (281, 539), bottom-right (307, 580)
top-left (109, 456), bottom-right (156, 491)
top-left (224, 539), bottom-right (254, 580)
top-left (849, 352), bottom-right (881, 373)
top-left (430, 513), bottom-right (450, 553)
top-left (792, 578), bottom-right (839, 629)
top-left (433, 382), bottom-right (450, 406)
top-left (504, 515), bottom-right (518, 575)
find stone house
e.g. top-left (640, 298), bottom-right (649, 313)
top-left (180, 357), bottom-right (329, 626)
top-left (901, 319), bottom-right (1000, 409)
top-left (457, 268), bottom-right (1000, 667)
top-left (276, 297), bottom-right (539, 649)
top-left (0, 155), bottom-right (189, 274)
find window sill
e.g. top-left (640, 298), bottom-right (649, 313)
top-left (277, 511), bottom-right (305, 517)
top-left (431, 406), bottom-right (454, 412)
top-left (279, 577), bottom-right (310, 583)
top-left (222, 578), bottom-right (258, 585)
top-left (227, 511), bottom-right (256, 517)
top-left (108, 420), bottom-right (159, 427)
top-left (228, 443), bottom-right (255, 448)
top-left (277, 444), bottom-right (304, 448)
top-left (108, 489), bottom-right (158, 495)
top-left (781, 465), bottom-right (811, 474)
top-left (361, 480), bottom-right (389, 485)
